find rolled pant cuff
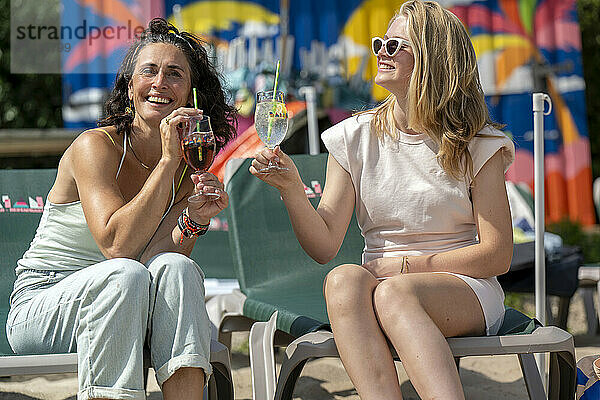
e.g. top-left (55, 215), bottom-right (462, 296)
top-left (78, 386), bottom-right (146, 400)
top-left (155, 354), bottom-right (213, 387)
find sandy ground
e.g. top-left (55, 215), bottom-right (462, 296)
top-left (1, 292), bottom-right (599, 400)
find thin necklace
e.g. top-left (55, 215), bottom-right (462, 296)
top-left (127, 134), bottom-right (151, 170)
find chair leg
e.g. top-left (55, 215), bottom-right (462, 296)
top-left (205, 376), bottom-right (215, 400)
top-left (517, 353), bottom-right (546, 400)
top-left (274, 332), bottom-right (339, 400)
top-left (209, 339), bottom-right (234, 400)
top-left (249, 311), bottom-right (278, 400)
top-left (597, 280), bottom-right (600, 335)
top-left (211, 362), bottom-right (234, 400)
top-left (547, 350), bottom-right (577, 400)
top-left (276, 359), bottom-right (309, 400)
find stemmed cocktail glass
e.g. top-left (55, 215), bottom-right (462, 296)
top-left (181, 115), bottom-right (219, 201)
top-left (254, 90), bottom-right (289, 172)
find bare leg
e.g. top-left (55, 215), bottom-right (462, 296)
top-left (325, 264), bottom-right (403, 400)
top-left (162, 367), bottom-right (205, 400)
top-left (373, 273), bottom-right (486, 400)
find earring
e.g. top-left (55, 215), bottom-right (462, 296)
top-left (125, 100), bottom-right (134, 116)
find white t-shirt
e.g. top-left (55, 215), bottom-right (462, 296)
top-left (321, 113), bottom-right (515, 262)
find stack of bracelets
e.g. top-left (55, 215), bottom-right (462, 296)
top-left (178, 208), bottom-right (210, 244)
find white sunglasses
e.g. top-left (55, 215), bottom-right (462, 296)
top-left (371, 36), bottom-right (410, 57)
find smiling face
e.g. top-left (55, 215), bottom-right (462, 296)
top-left (373, 15), bottom-right (414, 96)
top-left (128, 42), bottom-right (192, 126)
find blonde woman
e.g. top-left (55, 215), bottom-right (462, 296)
top-left (251, 1), bottom-right (514, 399)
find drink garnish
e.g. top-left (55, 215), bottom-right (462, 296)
top-left (193, 88), bottom-right (202, 161)
top-left (267, 60), bottom-right (280, 141)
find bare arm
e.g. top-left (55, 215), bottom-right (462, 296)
top-left (363, 150), bottom-right (513, 279)
top-left (251, 148), bottom-right (356, 264)
top-left (63, 108), bottom-right (204, 259)
top-left (65, 132), bottom-right (179, 259)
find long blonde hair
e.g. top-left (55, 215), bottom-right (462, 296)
top-left (365, 0), bottom-right (501, 181)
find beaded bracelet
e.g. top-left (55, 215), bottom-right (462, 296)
top-left (178, 208), bottom-right (210, 244)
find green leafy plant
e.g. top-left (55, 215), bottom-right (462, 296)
top-left (547, 218), bottom-right (600, 264)
top-left (577, 0), bottom-right (600, 181)
top-left (0, 0), bottom-right (62, 129)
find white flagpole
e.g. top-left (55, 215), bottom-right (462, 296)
top-left (532, 92), bottom-right (552, 388)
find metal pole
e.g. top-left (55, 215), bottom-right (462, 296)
top-left (299, 86), bottom-right (320, 155)
top-left (279, 0), bottom-right (289, 75)
top-left (532, 92), bottom-right (552, 389)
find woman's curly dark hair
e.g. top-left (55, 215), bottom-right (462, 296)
top-left (98, 18), bottom-right (237, 152)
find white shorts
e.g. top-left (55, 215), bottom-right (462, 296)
top-left (364, 253), bottom-right (505, 336)
top-left (433, 272), bottom-right (505, 335)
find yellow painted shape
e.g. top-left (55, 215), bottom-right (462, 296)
top-left (471, 34), bottom-right (531, 57)
top-left (547, 80), bottom-right (581, 144)
top-left (169, 1), bottom-right (279, 33)
top-left (496, 45), bottom-right (533, 89)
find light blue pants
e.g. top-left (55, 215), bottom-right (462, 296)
top-left (6, 252), bottom-right (212, 400)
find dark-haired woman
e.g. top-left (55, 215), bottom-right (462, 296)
top-left (6, 19), bottom-right (237, 400)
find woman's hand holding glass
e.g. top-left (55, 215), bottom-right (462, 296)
top-left (187, 172), bottom-right (229, 224)
top-left (160, 107), bottom-right (202, 164)
top-left (249, 146), bottom-right (302, 193)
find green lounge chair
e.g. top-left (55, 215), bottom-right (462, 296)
top-left (0, 168), bottom-right (233, 400)
top-left (221, 154), bottom-right (576, 400)
top-left (191, 220), bottom-right (240, 299)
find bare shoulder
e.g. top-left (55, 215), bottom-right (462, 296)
top-left (67, 128), bottom-right (123, 176)
top-left (49, 127), bottom-right (122, 203)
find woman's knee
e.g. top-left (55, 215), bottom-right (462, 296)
top-left (146, 252), bottom-right (205, 281)
top-left (373, 277), bottom-right (421, 321)
top-left (100, 258), bottom-right (151, 300)
top-left (324, 264), bottom-right (377, 307)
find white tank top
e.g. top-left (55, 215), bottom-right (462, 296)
top-left (16, 200), bottom-right (105, 274)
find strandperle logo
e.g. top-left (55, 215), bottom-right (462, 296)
top-left (10, 0), bottom-right (153, 74)
top-left (14, 19), bottom-right (145, 48)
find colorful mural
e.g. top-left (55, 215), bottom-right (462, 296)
top-left (60, 0), bottom-right (596, 225)
top-left (448, 0), bottom-right (594, 225)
